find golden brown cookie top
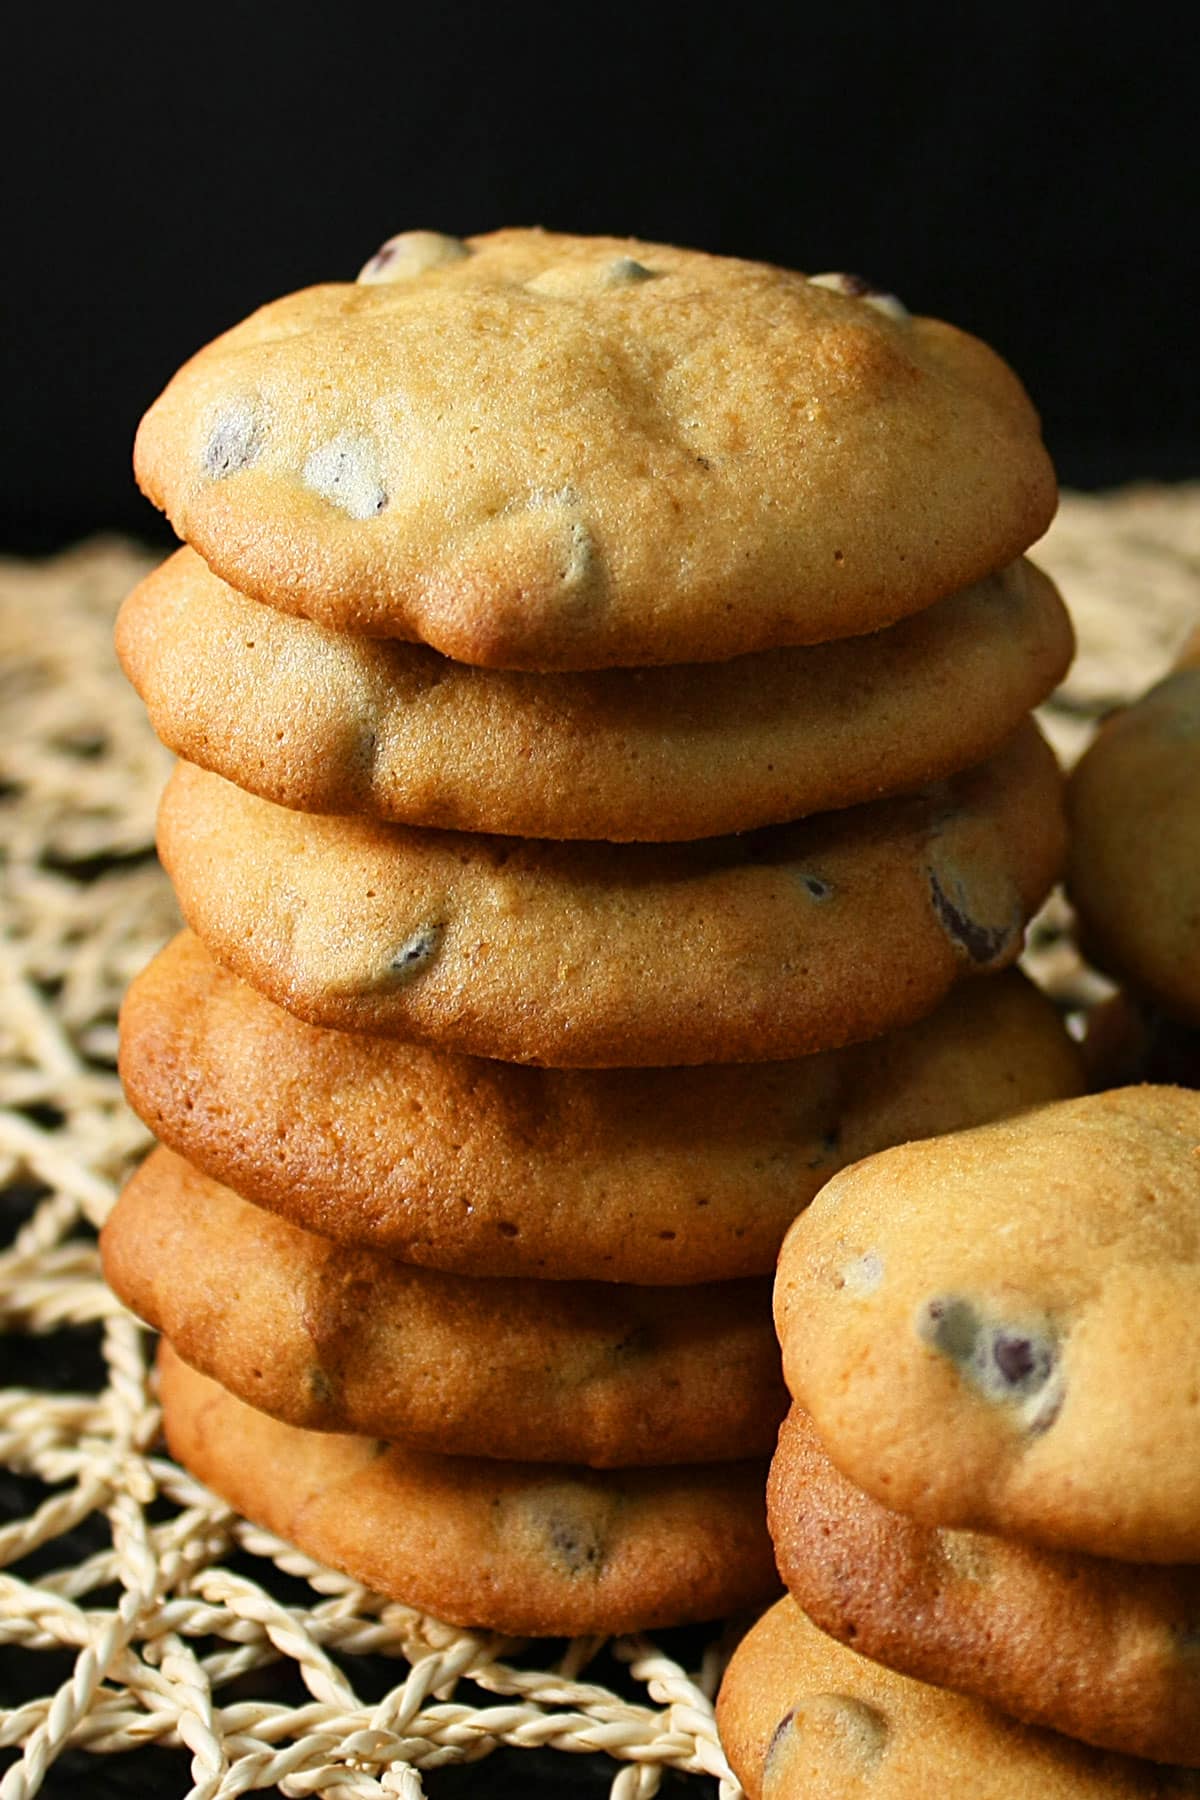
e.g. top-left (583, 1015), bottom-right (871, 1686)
top-left (715, 1597), bottom-right (1197, 1799)
top-left (134, 227), bottom-right (1056, 670)
top-left (768, 1405), bottom-right (1200, 1767)
top-left (774, 1086), bottom-right (1200, 1563)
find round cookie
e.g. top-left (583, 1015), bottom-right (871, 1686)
top-left (1068, 655), bottom-right (1200, 1023)
top-left (119, 935), bottom-right (1084, 1282)
top-left (774, 1086), bottom-right (1200, 1563)
top-left (133, 227), bottom-right (1056, 671)
top-left (117, 546), bottom-right (1072, 841)
top-left (104, 1149), bottom-right (785, 1465)
top-left (715, 1596), bottom-right (1199, 1800)
top-left (157, 1344), bottom-right (778, 1636)
top-left (156, 721), bottom-right (1064, 1067)
top-left (768, 1405), bottom-right (1200, 1765)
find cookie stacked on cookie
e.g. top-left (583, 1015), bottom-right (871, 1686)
top-left (728, 1087), bottom-right (1200, 1792)
top-left (107, 227), bottom-right (1080, 1636)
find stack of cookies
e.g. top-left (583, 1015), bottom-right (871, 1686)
top-left (105, 227), bottom-right (1082, 1638)
top-left (721, 1087), bottom-right (1200, 1794)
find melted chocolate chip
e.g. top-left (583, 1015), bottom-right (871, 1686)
top-left (920, 1295), bottom-right (1063, 1422)
top-left (388, 925), bottom-right (442, 984)
top-left (548, 1516), bottom-right (604, 1576)
top-left (928, 870), bottom-right (1015, 966)
top-left (766, 1708), bottom-right (796, 1765)
top-left (202, 405), bottom-right (263, 480)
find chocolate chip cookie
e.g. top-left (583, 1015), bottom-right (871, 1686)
top-left (134, 228), bottom-right (1056, 671)
top-left (156, 721), bottom-right (1063, 1066)
top-left (775, 1086), bottom-right (1200, 1561)
top-left (117, 546), bottom-right (1071, 840)
top-left (159, 1344), bottom-right (778, 1636)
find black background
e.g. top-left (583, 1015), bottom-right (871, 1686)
top-left (4, 0), bottom-right (1198, 554)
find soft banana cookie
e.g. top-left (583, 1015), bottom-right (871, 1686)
top-left (768, 1405), bottom-right (1200, 1765)
top-left (117, 546), bottom-right (1071, 841)
top-left (715, 1597), bottom-right (1199, 1800)
top-left (158, 1345), bottom-right (778, 1636)
top-left (119, 935), bottom-right (1083, 1282)
top-left (775, 1086), bottom-right (1200, 1562)
top-left (1068, 645), bottom-right (1200, 1023)
top-left (104, 1149), bottom-right (785, 1464)
top-left (133, 227), bottom-right (1056, 671)
top-left (156, 721), bottom-right (1063, 1066)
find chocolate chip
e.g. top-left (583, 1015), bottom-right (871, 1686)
top-left (307, 1366), bottom-right (334, 1404)
top-left (388, 925), bottom-right (442, 984)
top-left (801, 873), bottom-right (834, 901)
top-left (606, 256), bottom-right (654, 283)
top-left (920, 1296), bottom-right (981, 1363)
top-left (839, 1249), bottom-right (884, 1297)
top-left (990, 1332), bottom-right (1042, 1387)
top-left (920, 1295), bottom-right (1063, 1424)
top-left (766, 1708), bottom-right (796, 1765)
top-left (928, 869), bottom-right (1016, 967)
top-left (808, 271), bottom-right (910, 319)
top-left (547, 1515), bottom-right (605, 1576)
top-left (357, 230), bottom-right (470, 284)
top-left (202, 403), bottom-right (263, 480)
top-left (302, 435), bottom-right (388, 521)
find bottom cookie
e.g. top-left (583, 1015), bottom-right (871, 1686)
top-left (159, 1344), bottom-right (778, 1636)
top-left (715, 1597), bottom-right (1198, 1799)
top-left (768, 1406), bottom-right (1200, 1766)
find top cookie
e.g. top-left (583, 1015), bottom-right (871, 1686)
top-left (134, 228), bottom-right (1056, 670)
top-left (775, 1086), bottom-right (1200, 1563)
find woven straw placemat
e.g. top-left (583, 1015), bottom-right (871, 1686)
top-left (1, 487), bottom-right (1198, 1799)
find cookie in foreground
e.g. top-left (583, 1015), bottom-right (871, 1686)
top-left (768, 1405), bottom-right (1200, 1765)
top-left (716, 1596), bottom-right (1199, 1798)
top-left (775, 1085), bottom-right (1200, 1561)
